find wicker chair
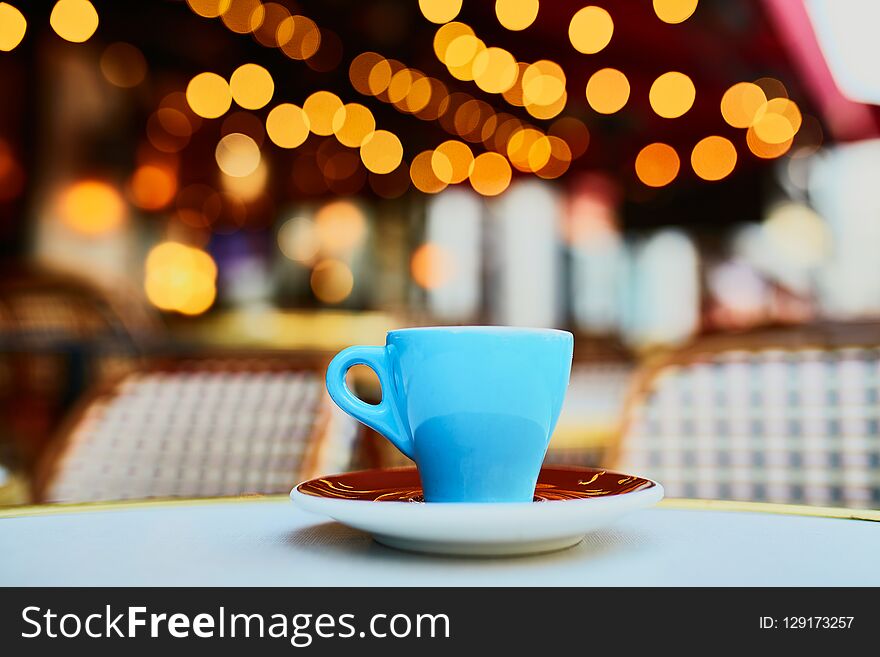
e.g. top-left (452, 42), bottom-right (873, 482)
top-left (35, 354), bottom-right (359, 503)
top-left (615, 328), bottom-right (880, 508)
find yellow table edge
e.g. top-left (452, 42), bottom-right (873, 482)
top-left (0, 495), bottom-right (878, 522)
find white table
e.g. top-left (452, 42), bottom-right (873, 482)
top-left (1, 498), bottom-right (878, 586)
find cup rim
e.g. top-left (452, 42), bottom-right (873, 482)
top-left (388, 326), bottom-right (573, 338)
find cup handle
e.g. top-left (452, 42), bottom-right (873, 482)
top-left (325, 345), bottom-right (414, 460)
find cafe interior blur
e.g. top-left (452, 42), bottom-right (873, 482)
top-left (1, 0), bottom-right (879, 510)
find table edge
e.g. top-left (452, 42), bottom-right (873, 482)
top-left (0, 495), bottom-right (878, 522)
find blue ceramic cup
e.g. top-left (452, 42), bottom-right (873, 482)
top-left (326, 327), bottom-right (573, 503)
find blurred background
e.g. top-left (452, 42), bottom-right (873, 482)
top-left (1, 0), bottom-right (879, 508)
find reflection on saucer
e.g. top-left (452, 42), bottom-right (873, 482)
top-left (297, 466), bottom-right (656, 502)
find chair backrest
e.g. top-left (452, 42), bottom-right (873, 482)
top-left (36, 355), bottom-right (357, 503)
top-left (616, 345), bottom-right (880, 508)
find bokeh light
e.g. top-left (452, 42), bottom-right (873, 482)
top-left (278, 216), bottom-right (320, 264)
top-left (586, 68), bottom-right (630, 114)
top-left (266, 104), bottom-right (310, 148)
top-left (635, 143), bottom-right (680, 187)
top-left (752, 98), bottom-right (801, 144)
top-left (472, 47), bottom-right (519, 94)
top-left (58, 180), bottom-right (126, 235)
top-left (746, 126), bottom-right (792, 159)
top-left (229, 63), bottom-right (274, 110)
top-left (186, 73), bottom-right (232, 119)
top-left (215, 133), bottom-right (261, 177)
top-left (469, 152), bottom-right (512, 196)
top-left (434, 22), bottom-right (475, 62)
top-left (653, 0), bottom-right (698, 24)
top-left (568, 6), bottom-right (613, 54)
top-left (304, 91), bottom-right (343, 136)
top-left (649, 72), bottom-right (695, 118)
top-left (495, 0), bottom-right (539, 31)
top-left (129, 164), bottom-right (177, 210)
top-left (432, 140), bottom-right (474, 184)
top-left (690, 136), bottom-right (737, 181)
top-left (0, 3), bottom-right (27, 52)
top-left (221, 159), bottom-right (267, 202)
top-left (419, 0), bottom-right (462, 24)
top-left (310, 259), bottom-right (354, 304)
top-left (278, 15), bottom-right (321, 60)
top-left (50, 0), bottom-right (99, 43)
top-left (411, 243), bottom-right (455, 289)
top-left (145, 242), bottom-right (217, 315)
top-left (221, 0), bottom-right (263, 34)
top-left (720, 82), bottom-right (766, 129)
top-left (359, 130), bottom-right (403, 174)
top-left (349, 52), bottom-right (384, 96)
top-left (522, 60), bottom-right (566, 107)
top-left (332, 103), bottom-right (376, 148)
top-left (411, 151), bottom-right (449, 194)
top-left (100, 43), bottom-right (147, 88)
top-left (186, 0), bottom-right (231, 19)
top-left (315, 200), bottom-right (367, 255)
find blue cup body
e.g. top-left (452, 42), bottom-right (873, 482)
top-left (325, 327), bottom-right (573, 502)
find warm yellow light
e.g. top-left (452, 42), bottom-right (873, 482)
top-left (266, 103), bottom-right (310, 148)
top-left (495, 0), bottom-right (539, 31)
top-left (387, 69), bottom-right (414, 104)
top-left (469, 152), bottom-right (512, 196)
top-left (50, 0), bottom-right (99, 43)
top-left (401, 75), bottom-right (433, 113)
top-left (411, 151), bottom-right (448, 194)
top-left (506, 127), bottom-right (544, 172)
top-left (145, 242), bottom-right (217, 316)
top-left (278, 216), bottom-right (320, 264)
top-left (215, 133), bottom-right (261, 177)
top-left (433, 22), bottom-right (474, 62)
top-left (690, 136), bottom-right (737, 181)
top-left (502, 62), bottom-right (528, 106)
top-left (229, 63), bottom-right (274, 110)
top-left (752, 98), bottom-right (802, 144)
top-left (332, 103), bottom-right (375, 148)
top-left (303, 91), bottom-right (343, 136)
top-left (431, 140), bottom-right (474, 184)
top-left (349, 52), bottom-right (384, 96)
top-left (653, 0), bottom-right (698, 24)
top-left (568, 6), bottom-right (613, 54)
top-left (366, 58), bottom-right (392, 96)
top-left (522, 60), bottom-right (566, 107)
top-left (586, 67), bottom-right (629, 114)
top-left (130, 164), bottom-right (177, 210)
top-left (315, 200), bottom-right (367, 255)
top-left (720, 82), bottom-right (766, 129)
top-left (221, 0), bottom-right (263, 34)
top-left (186, 73), bottom-right (232, 119)
top-left (635, 143), bottom-right (680, 187)
top-left (411, 243), bottom-right (455, 289)
top-left (0, 3), bottom-right (27, 52)
top-left (59, 180), bottom-right (125, 235)
top-left (746, 127), bottom-right (792, 159)
top-left (311, 259), bottom-right (354, 304)
top-left (649, 71), bottom-right (695, 118)
top-left (186, 0), bottom-right (231, 18)
top-left (419, 0), bottom-right (462, 24)
top-left (445, 34), bottom-right (484, 80)
top-left (472, 47), bottom-right (519, 94)
top-left (221, 159), bottom-right (267, 202)
top-left (535, 136), bottom-right (572, 180)
top-left (525, 92), bottom-right (567, 120)
top-left (360, 130), bottom-right (403, 174)
top-left (278, 15), bottom-right (321, 60)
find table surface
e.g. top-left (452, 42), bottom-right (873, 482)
top-left (1, 498), bottom-right (878, 586)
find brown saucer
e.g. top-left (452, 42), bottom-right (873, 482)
top-left (297, 465), bottom-right (656, 502)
